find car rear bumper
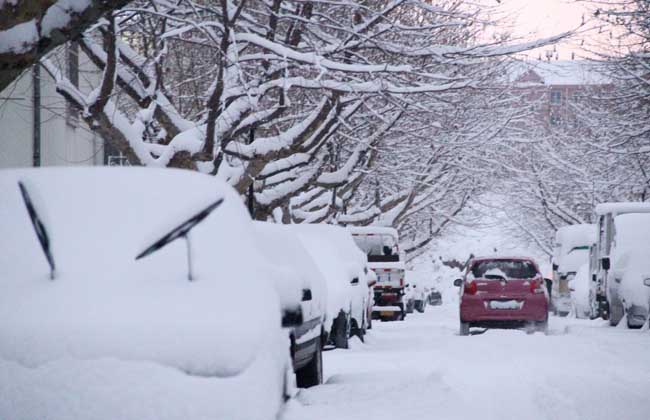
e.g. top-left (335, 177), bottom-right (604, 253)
top-left (460, 294), bottom-right (547, 322)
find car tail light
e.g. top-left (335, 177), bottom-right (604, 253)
top-left (400, 278), bottom-right (404, 287)
top-left (530, 279), bottom-right (544, 294)
top-left (464, 280), bottom-right (477, 295)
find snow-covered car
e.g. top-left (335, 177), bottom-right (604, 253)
top-left (455, 257), bottom-right (549, 335)
top-left (551, 224), bottom-right (596, 316)
top-left (0, 167), bottom-right (288, 420)
top-left (607, 213), bottom-right (650, 328)
top-left (291, 224), bottom-right (371, 349)
top-left (594, 202), bottom-right (650, 321)
top-left (253, 222), bottom-right (328, 387)
top-left (571, 263), bottom-right (592, 319)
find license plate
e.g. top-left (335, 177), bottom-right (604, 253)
top-left (380, 311), bottom-right (395, 317)
top-left (488, 300), bottom-right (522, 310)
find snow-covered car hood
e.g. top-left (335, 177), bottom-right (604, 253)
top-left (0, 167), bottom-right (282, 377)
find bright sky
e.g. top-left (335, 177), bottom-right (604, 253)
top-left (494, 0), bottom-right (591, 59)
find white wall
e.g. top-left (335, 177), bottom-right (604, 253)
top-left (0, 47), bottom-right (104, 169)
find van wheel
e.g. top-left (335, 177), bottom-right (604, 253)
top-left (332, 312), bottom-right (349, 349)
top-left (415, 301), bottom-right (426, 313)
top-left (537, 319), bottom-right (549, 334)
top-left (350, 318), bottom-right (365, 342)
top-left (296, 344), bottom-right (322, 388)
top-left (460, 321), bottom-right (470, 336)
top-left (609, 299), bottom-right (624, 326)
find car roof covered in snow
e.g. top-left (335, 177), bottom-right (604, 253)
top-left (595, 202), bottom-right (650, 216)
top-left (470, 256), bottom-right (537, 263)
top-left (555, 224), bottom-right (596, 244)
top-left (0, 167), bottom-right (282, 376)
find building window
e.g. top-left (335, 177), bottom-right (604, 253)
top-left (550, 90), bottom-right (562, 104)
top-left (550, 113), bottom-right (561, 126)
top-left (66, 42), bottom-right (79, 128)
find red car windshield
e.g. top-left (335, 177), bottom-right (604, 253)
top-left (470, 260), bottom-right (537, 279)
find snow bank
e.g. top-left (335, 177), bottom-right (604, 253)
top-left (0, 167), bottom-right (282, 377)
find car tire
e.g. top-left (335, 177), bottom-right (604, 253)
top-left (537, 319), bottom-right (549, 334)
top-left (415, 301), bottom-right (425, 313)
top-left (295, 344), bottom-right (323, 388)
top-left (350, 318), bottom-right (365, 342)
top-left (609, 298), bottom-right (624, 327)
top-left (367, 314), bottom-right (372, 330)
top-left (332, 312), bottom-right (349, 349)
top-left (460, 321), bottom-right (470, 336)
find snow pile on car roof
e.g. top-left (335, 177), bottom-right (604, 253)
top-left (595, 202), bottom-right (650, 216)
top-left (0, 167), bottom-right (281, 377)
top-left (554, 224), bottom-right (596, 274)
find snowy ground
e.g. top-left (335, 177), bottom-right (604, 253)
top-left (283, 304), bottom-right (650, 420)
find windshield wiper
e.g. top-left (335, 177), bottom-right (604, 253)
top-left (135, 198), bottom-right (224, 281)
top-left (18, 181), bottom-right (56, 280)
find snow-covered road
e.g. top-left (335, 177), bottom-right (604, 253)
top-left (283, 305), bottom-right (650, 420)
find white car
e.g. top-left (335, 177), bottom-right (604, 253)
top-left (253, 222), bottom-right (328, 387)
top-left (571, 263), bottom-right (592, 319)
top-left (0, 167), bottom-right (288, 420)
top-left (290, 224), bottom-right (370, 349)
top-left (608, 213), bottom-right (650, 328)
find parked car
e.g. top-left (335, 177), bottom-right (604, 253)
top-left (349, 227), bottom-right (406, 321)
top-left (253, 222), bottom-right (328, 387)
top-left (406, 270), bottom-right (428, 313)
top-left (571, 263), bottom-right (592, 319)
top-left (291, 224), bottom-right (371, 349)
top-left (606, 213), bottom-right (650, 328)
top-left (428, 288), bottom-right (443, 306)
top-left (551, 224), bottom-right (596, 316)
top-left (366, 269), bottom-right (378, 329)
top-left (454, 256), bottom-right (549, 336)
top-left (404, 284), bottom-right (416, 314)
top-left (0, 167), bottom-right (289, 420)
top-left (593, 202), bottom-right (650, 321)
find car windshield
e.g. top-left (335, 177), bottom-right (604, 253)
top-left (470, 260), bottom-right (537, 279)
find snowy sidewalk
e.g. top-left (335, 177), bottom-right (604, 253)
top-left (283, 305), bottom-right (650, 420)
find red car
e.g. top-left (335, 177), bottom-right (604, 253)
top-left (454, 257), bottom-right (549, 335)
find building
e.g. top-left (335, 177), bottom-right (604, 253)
top-left (511, 60), bottom-right (611, 132)
top-left (0, 43), bottom-right (109, 169)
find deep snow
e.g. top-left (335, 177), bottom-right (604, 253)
top-left (283, 303), bottom-right (650, 420)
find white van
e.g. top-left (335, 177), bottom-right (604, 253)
top-left (607, 213), bottom-right (650, 328)
top-left (594, 202), bottom-right (650, 322)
